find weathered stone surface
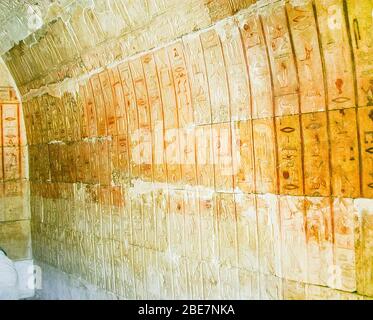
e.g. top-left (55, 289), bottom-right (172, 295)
top-left (0, 0), bottom-right (373, 300)
top-left (0, 220), bottom-right (31, 260)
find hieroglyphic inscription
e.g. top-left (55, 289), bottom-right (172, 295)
top-left (305, 196), bottom-right (333, 286)
top-left (262, 5), bottom-right (300, 116)
top-left (286, 2), bottom-right (326, 113)
top-left (154, 48), bottom-right (181, 184)
top-left (200, 29), bottom-right (230, 123)
top-left (333, 198), bottom-right (357, 292)
top-left (217, 19), bottom-right (251, 121)
top-left (315, 0), bottom-right (355, 110)
top-left (118, 61), bottom-right (140, 179)
top-left (232, 120), bottom-right (255, 193)
top-left (346, 0), bottom-right (373, 107)
top-left (253, 119), bottom-right (277, 194)
top-left (239, 13), bottom-right (273, 118)
top-left (276, 115), bottom-right (304, 195)
top-left (358, 106), bottom-right (373, 198)
top-left (329, 108), bottom-right (360, 197)
top-left (302, 112), bottom-right (330, 196)
top-left (183, 33), bottom-right (212, 125)
top-left (280, 195), bottom-right (307, 283)
top-left (129, 58), bottom-right (153, 181)
top-left (141, 53), bottom-right (167, 183)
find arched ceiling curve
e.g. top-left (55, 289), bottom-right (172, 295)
top-left (0, 0), bottom-right (256, 96)
top-left (0, 0), bottom-right (71, 54)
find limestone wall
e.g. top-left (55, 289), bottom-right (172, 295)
top-left (2, 0), bottom-right (373, 299)
top-left (0, 83), bottom-right (33, 298)
top-left (0, 86), bottom-right (30, 261)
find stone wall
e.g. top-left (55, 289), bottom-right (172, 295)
top-left (0, 86), bottom-right (29, 260)
top-left (2, 0), bottom-right (373, 299)
top-left (0, 82), bottom-right (33, 298)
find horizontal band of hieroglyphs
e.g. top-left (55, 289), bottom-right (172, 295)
top-left (26, 107), bottom-right (372, 198)
top-left (22, 1), bottom-right (373, 197)
top-left (29, 182), bottom-right (373, 298)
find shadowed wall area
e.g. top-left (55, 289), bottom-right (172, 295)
top-left (1, 0), bottom-right (373, 299)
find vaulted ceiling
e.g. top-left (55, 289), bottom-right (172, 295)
top-left (0, 0), bottom-right (255, 95)
top-left (0, 0), bottom-right (62, 54)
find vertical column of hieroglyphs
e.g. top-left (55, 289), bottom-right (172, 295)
top-left (184, 32), bottom-right (219, 298)
top-left (201, 28), bottom-right (234, 193)
top-left (347, 0), bottom-right (373, 199)
top-left (347, 0), bottom-right (373, 297)
top-left (263, 2), bottom-right (306, 292)
top-left (154, 48), bottom-right (182, 185)
top-left (108, 66), bottom-right (129, 184)
top-left (239, 10), bottom-right (278, 195)
top-left (217, 18), bottom-right (254, 195)
top-left (167, 42), bottom-right (196, 186)
top-left (129, 58), bottom-right (153, 182)
top-left (315, 0), bottom-right (360, 198)
top-left (238, 8), bottom-right (282, 299)
top-left (183, 33), bottom-right (215, 189)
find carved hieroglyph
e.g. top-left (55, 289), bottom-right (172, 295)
top-left (8, 0), bottom-right (373, 299)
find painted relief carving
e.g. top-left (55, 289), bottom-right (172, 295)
top-left (1, 104), bottom-right (19, 147)
top-left (256, 194), bottom-right (281, 278)
top-left (358, 106), bottom-right (373, 198)
top-left (302, 112), bottom-right (330, 196)
top-left (276, 115), bottom-right (304, 195)
top-left (99, 70), bottom-right (117, 137)
top-left (232, 120), bottom-right (255, 193)
top-left (141, 53), bottom-right (167, 183)
top-left (90, 74), bottom-right (107, 136)
top-left (167, 41), bottom-right (193, 129)
top-left (117, 61), bottom-right (140, 179)
top-left (239, 12), bottom-right (273, 118)
top-left (154, 48), bottom-right (179, 130)
top-left (179, 125), bottom-right (197, 186)
top-left (184, 191), bottom-right (200, 261)
top-left (235, 193), bottom-right (258, 272)
top-left (200, 29), bottom-right (230, 123)
top-left (196, 125), bottom-right (215, 189)
top-left (329, 108), bottom-right (360, 197)
top-left (355, 199), bottom-right (373, 297)
top-left (129, 58), bottom-right (153, 181)
top-left (332, 198), bottom-right (357, 292)
top-left (9, 0), bottom-right (373, 301)
top-left (286, 2), bottom-right (326, 113)
top-left (215, 193), bottom-right (237, 269)
top-left (3, 146), bottom-right (20, 180)
top-left (280, 195), bottom-right (307, 283)
top-left (108, 66), bottom-right (128, 136)
top-left (346, 0), bottom-right (373, 107)
top-left (169, 191), bottom-right (189, 299)
top-left (80, 81), bottom-right (98, 138)
top-left (304, 197), bottom-right (333, 286)
top-left (154, 48), bottom-right (181, 184)
top-left (217, 19), bottom-right (251, 121)
top-left (212, 122), bottom-right (234, 192)
top-left (253, 119), bottom-right (277, 194)
top-left (262, 5), bottom-right (300, 116)
top-left (183, 33), bottom-right (212, 125)
top-left (315, 0), bottom-right (355, 110)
